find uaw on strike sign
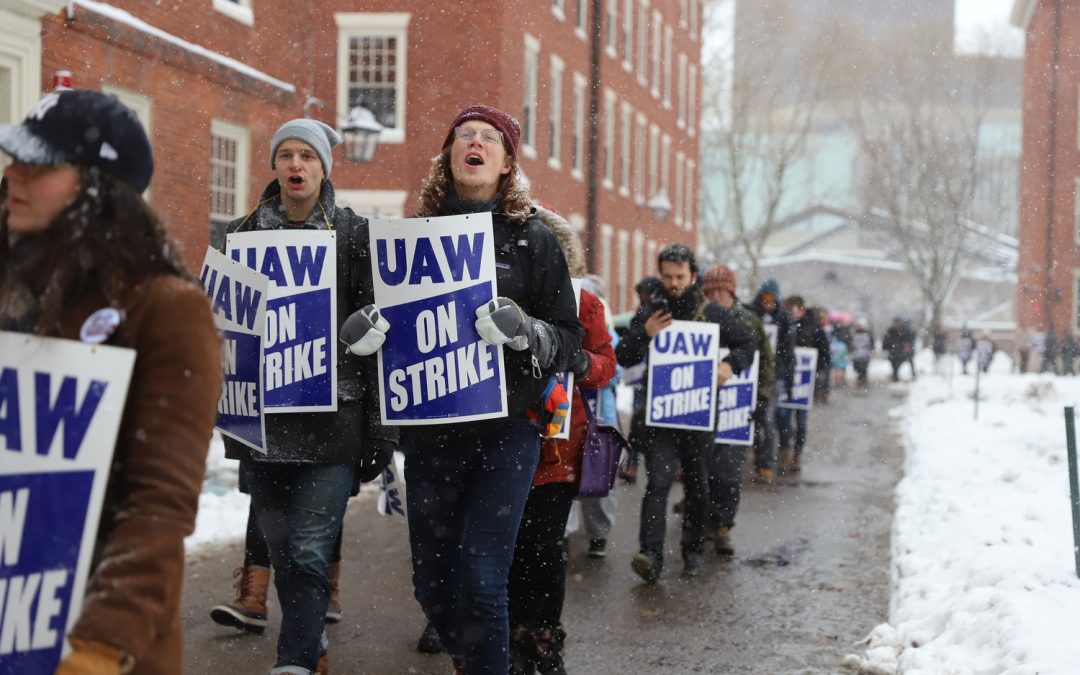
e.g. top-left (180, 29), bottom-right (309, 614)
top-left (369, 213), bottom-right (507, 424)
top-left (0, 331), bottom-right (135, 672)
top-left (646, 321), bottom-right (720, 431)
top-left (226, 230), bottom-right (336, 413)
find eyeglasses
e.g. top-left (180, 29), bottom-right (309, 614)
top-left (454, 126), bottom-right (503, 146)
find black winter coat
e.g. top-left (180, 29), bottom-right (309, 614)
top-left (615, 285), bottom-right (755, 377)
top-left (219, 179), bottom-right (397, 472)
top-left (751, 293), bottom-right (797, 386)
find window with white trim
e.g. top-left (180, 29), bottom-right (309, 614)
top-left (679, 0), bottom-right (688, 28)
top-left (663, 25), bottom-right (673, 107)
top-left (661, 133), bottom-right (671, 197)
top-left (571, 72), bottom-right (587, 179)
top-left (104, 85), bottom-right (153, 196)
top-left (214, 0), bottom-right (253, 25)
top-left (675, 151), bottom-right (685, 226)
top-left (336, 13), bottom-right (410, 144)
top-left (648, 123), bottom-right (659, 200)
top-left (1074, 271), bottom-right (1080, 332)
top-left (646, 239), bottom-right (658, 276)
top-left (209, 119), bottom-right (249, 224)
top-left (601, 224), bottom-right (614, 308)
top-left (685, 158), bottom-right (696, 228)
top-left (1074, 177), bottom-right (1080, 244)
top-left (632, 229), bottom-right (645, 297)
top-left (335, 189), bottom-right (408, 219)
top-left (620, 102), bottom-right (633, 195)
top-left (616, 230), bottom-right (630, 312)
top-left (549, 54), bottom-right (564, 169)
top-left (677, 52), bottom-right (688, 129)
top-left (690, 0), bottom-right (699, 39)
top-left (634, 113), bottom-right (647, 204)
top-left (606, 0), bottom-right (618, 56)
top-left (603, 89), bottom-right (616, 187)
top-left (575, 0), bottom-right (587, 37)
top-left (637, 0), bottom-right (649, 86)
top-left (650, 10), bottom-right (661, 98)
top-left (623, 0), bottom-right (634, 71)
top-left (0, 10), bottom-right (45, 171)
top-left (688, 63), bottom-right (698, 136)
top-left (523, 34), bottom-right (540, 157)
top-left (552, 0), bottom-right (565, 20)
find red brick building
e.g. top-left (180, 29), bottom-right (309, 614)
top-left (1013, 0), bottom-right (1080, 333)
top-left (2, 0), bottom-right (702, 312)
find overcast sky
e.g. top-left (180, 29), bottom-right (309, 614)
top-left (955, 0), bottom-right (1025, 56)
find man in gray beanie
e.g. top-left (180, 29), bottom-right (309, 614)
top-left (209, 119), bottom-right (397, 675)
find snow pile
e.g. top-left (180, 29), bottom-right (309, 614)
top-left (846, 360), bottom-right (1080, 674)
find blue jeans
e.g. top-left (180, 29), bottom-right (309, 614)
top-left (247, 461), bottom-right (354, 672)
top-left (776, 406), bottom-right (809, 455)
top-left (403, 420), bottom-right (540, 675)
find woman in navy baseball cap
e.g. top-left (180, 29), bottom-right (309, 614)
top-left (0, 89), bottom-right (220, 675)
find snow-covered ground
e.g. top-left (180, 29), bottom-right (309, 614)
top-left (189, 349), bottom-right (1080, 673)
top-left (845, 351), bottom-right (1080, 674)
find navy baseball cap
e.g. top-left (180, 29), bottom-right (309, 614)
top-left (0, 89), bottom-right (153, 193)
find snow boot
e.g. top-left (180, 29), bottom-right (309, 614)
top-left (534, 626), bottom-right (568, 675)
top-left (210, 565), bottom-right (270, 634)
top-left (509, 624), bottom-right (537, 675)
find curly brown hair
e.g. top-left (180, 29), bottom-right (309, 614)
top-left (414, 145), bottom-right (533, 221)
top-left (0, 166), bottom-right (190, 336)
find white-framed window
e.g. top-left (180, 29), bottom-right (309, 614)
top-left (335, 189), bottom-right (408, 219)
top-left (661, 133), bottom-right (671, 197)
top-left (1074, 270), bottom-right (1080, 333)
top-left (1074, 177), bottom-right (1080, 244)
top-left (634, 113), bottom-right (647, 204)
top-left (1077, 85), bottom-right (1080, 149)
top-left (679, 0), bottom-right (688, 28)
top-left (335, 12), bottom-right (410, 144)
top-left (104, 85), bottom-right (153, 196)
top-left (616, 229), bottom-right (630, 312)
top-left (606, 0), bottom-right (618, 57)
top-left (632, 229), bottom-right (645, 298)
top-left (650, 10), bottom-right (662, 98)
top-left (523, 34), bottom-right (540, 158)
top-left (689, 0), bottom-right (699, 39)
top-left (552, 0), bottom-right (565, 21)
top-left (549, 54), bottom-right (565, 170)
top-left (0, 9), bottom-right (45, 136)
top-left (685, 158), bottom-right (696, 228)
top-left (646, 239), bottom-right (659, 277)
top-left (688, 63), bottom-right (698, 136)
top-left (209, 119), bottom-right (250, 223)
top-left (648, 123), bottom-right (659, 200)
top-left (663, 25), bottom-right (673, 107)
top-left (637, 0), bottom-right (649, 86)
top-left (575, 0), bottom-right (587, 38)
top-left (213, 0), bottom-right (253, 25)
top-left (571, 72), bottom-right (587, 179)
top-left (677, 52), bottom-right (688, 129)
top-left (601, 224), bottom-right (614, 309)
top-left (622, 0), bottom-right (634, 71)
top-left (675, 150), bottom-right (685, 226)
top-left (603, 88), bottom-right (616, 188)
top-left (620, 102), bottom-right (633, 195)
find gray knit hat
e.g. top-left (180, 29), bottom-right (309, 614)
top-left (270, 118), bottom-right (341, 177)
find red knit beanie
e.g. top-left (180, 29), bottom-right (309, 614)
top-left (443, 105), bottom-right (522, 160)
top-left (702, 264), bottom-right (737, 297)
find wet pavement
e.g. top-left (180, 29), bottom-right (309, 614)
top-left (181, 381), bottom-right (905, 674)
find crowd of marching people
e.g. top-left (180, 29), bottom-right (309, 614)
top-left (1, 93), bottom-right (947, 675)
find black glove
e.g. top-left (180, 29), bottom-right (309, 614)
top-left (356, 440), bottom-right (395, 483)
top-left (571, 350), bottom-right (592, 380)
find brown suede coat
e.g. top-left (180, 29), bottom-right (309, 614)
top-left (56, 274), bottom-right (220, 675)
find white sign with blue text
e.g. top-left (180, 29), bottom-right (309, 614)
top-left (646, 321), bottom-right (720, 431)
top-left (226, 230), bottom-right (337, 413)
top-left (199, 247), bottom-right (268, 453)
top-left (0, 332), bottom-right (135, 673)
top-left (714, 350), bottom-right (760, 446)
top-left (778, 347), bottom-right (818, 411)
top-left (369, 214), bottom-right (507, 425)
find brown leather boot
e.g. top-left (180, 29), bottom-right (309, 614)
top-left (209, 565), bottom-right (270, 634)
top-left (777, 447), bottom-right (794, 474)
top-left (315, 652), bottom-right (329, 675)
top-left (325, 562), bottom-right (342, 623)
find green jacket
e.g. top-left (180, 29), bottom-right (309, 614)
top-left (697, 300), bottom-right (775, 401)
